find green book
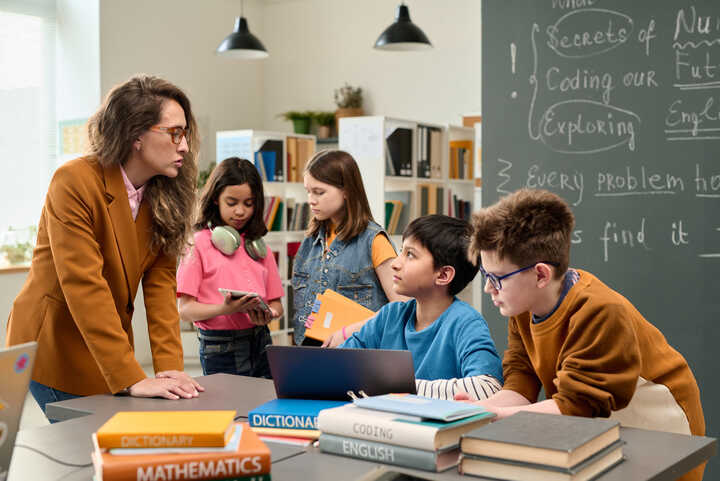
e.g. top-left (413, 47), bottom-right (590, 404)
top-left (384, 201), bottom-right (394, 230)
top-left (271, 201), bottom-right (284, 231)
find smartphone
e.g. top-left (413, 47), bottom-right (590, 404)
top-left (218, 288), bottom-right (271, 313)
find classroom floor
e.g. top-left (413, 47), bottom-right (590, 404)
top-left (19, 361), bottom-right (204, 430)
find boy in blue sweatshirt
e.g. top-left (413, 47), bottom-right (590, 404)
top-left (339, 215), bottom-right (503, 400)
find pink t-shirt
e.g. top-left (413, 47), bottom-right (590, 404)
top-left (177, 229), bottom-right (284, 330)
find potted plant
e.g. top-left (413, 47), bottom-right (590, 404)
top-left (313, 111), bottom-right (336, 139)
top-left (0, 225), bottom-right (37, 266)
top-left (333, 83), bottom-right (364, 127)
top-left (279, 110), bottom-right (313, 134)
top-left (197, 161), bottom-right (216, 190)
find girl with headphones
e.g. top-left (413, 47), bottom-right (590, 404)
top-left (177, 157), bottom-right (283, 378)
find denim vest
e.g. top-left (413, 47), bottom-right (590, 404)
top-left (291, 221), bottom-right (393, 344)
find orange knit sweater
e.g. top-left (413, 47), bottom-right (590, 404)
top-left (502, 270), bottom-right (706, 480)
top-left (502, 269), bottom-right (704, 433)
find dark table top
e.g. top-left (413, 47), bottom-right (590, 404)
top-left (9, 373), bottom-right (716, 481)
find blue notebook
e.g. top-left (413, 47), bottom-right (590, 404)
top-left (249, 398), bottom-right (348, 430)
top-left (353, 394), bottom-right (489, 422)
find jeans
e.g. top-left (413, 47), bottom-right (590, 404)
top-left (28, 380), bottom-right (82, 424)
top-left (197, 326), bottom-right (273, 379)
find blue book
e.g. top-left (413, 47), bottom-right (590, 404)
top-left (260, 151), bottom-right (276, 182)
top-left (248, 399), bottom-right (348, 430)
top-left (353, 394), bottom-right (488, 422)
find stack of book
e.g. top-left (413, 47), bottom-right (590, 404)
top-left (286, 199), bottom-right (311, 231)
top-left (447, 189), bottom-right (472, 222)
top-left (448, 140), bottom-right (474, 180)
top-left (249, 398), bottom-right (348, 446)
top-left (91, 410), bottom-right (271, 481)
top-left (416, 125), bottom-right (443, 179)
top-left (263, 196), bottom-right (284, 231)
top-left (459, 411), bottom-right (625, 480)
top-left (317, 393), bottom-right (495, 472)
top-left (384, 191), bottom-right (412, 235)
top-left (285, 136), bottom-right (315, 183)
top-left (417, 184), bottom-right (444, 216)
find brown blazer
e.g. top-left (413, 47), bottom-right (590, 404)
top-left (6, 156), bottom-right (183, 395)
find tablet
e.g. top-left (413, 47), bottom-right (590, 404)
top-left (266, 345), bottom-right (417, 400)
top-left (218, 288), bottom-right (271, 313)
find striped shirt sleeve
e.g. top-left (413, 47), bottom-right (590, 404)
top-left (415, 375), bottom-right (502, 400)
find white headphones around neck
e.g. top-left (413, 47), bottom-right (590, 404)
top-left (208, 223), bottom-right (267, 260)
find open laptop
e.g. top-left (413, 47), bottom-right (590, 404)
top-left (266, 345), bottom-right (416, 400)
top-left (0, 342), bottom-right (37, 481)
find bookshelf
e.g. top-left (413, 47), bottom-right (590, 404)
top-left (472, 121), bottom-right (483, 312)
top-left (338, 116), bottom-right (477, 306)
top-left (216, 129), bottom-right (317, 345)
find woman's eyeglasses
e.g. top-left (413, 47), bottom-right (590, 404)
top-left (479, 261), bottom-right (559, 291)
top-left (149, 126), bottom-right (189, 145)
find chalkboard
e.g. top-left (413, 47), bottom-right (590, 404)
top-left (481, 0), bottom-right (719, 475)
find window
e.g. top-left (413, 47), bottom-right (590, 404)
top-left (0, 3), bottom-right (56, 238)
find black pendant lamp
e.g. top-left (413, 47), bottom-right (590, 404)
top-left (217, 1), bottom-right (268, 60)
top-left (374, 2), bottom-right (432, 51)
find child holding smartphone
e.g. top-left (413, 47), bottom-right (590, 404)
top-left (177, 158), bottom-right (283, 378)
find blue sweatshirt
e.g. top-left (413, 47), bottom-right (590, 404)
top-left (340, 298), bottom-right (503, 382)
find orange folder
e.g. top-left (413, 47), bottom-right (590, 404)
top-left (304, 289), bottom-right (376, 342)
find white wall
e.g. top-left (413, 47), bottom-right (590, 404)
top-left (56, 0), bottom-right (100, 123)
top-left (261, 0), bottom-right (482, 130)
top-left (99, 0), bottom-right (266, 169)
top-left (3, 0), bottom-right (482, 363)
top-left (0, 271), bottom-right (28, 347)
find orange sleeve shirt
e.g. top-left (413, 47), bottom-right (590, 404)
top-left (325, 227), bottom-right (396, 269)
top-left (502, 270), bottom-right (704, 440)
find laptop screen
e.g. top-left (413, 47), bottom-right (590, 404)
top-left (0, 342), bottom-right (37, 480)
top-left (267, 346), bottom-right (416, 400)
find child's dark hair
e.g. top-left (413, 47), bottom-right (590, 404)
top-left (402, 215), bottom-right (479, 296)
top-left (195, 157), bottom-right (267, 240)
top-left (305, 150), bottom-right (374, 242)
top-left (470, 188), bottom-right (574, 279)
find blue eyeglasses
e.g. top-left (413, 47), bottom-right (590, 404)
top-left (479, 261), bottom-right (559, 291)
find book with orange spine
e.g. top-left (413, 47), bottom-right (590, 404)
top-left (92, 423), bottom-right (270, 481)
top-left (96, 410), bottom-right (236, 449)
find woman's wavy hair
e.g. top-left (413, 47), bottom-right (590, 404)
top-left (304, 150), bottom-right (374, 241)
top-left (87, 74), bottom-right (199, 257)
top-left (195, 157), bottom-right (267, 240)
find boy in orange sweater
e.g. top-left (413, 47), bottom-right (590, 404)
top-left (459, 188), bottom-right (705, 481)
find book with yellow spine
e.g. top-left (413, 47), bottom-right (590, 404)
top-left (96, 410), bottom-right (236, 449)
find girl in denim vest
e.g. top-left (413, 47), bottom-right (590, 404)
top-left (292, 150), bottom-right (406, 346)
top-left (177, 158), bottom-right (284, 378)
